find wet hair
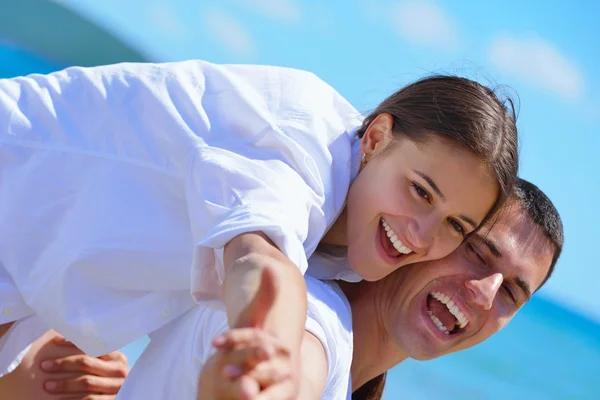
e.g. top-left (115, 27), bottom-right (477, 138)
top-left (357, 75), bottom-right (519, 226)
top-left (352, 372), bottom-right (386, 400)
top-left (511, 178), bottom-right (563, 290)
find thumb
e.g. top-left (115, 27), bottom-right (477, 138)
top-left (233, 266), bottom-right (279, 329)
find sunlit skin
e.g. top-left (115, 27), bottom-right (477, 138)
top-left (322, 113), bottom-right (499, 281)
top-left (0, 330), bottom-right (128, 399)
top-left (344, 202), bottom-right (555, 388)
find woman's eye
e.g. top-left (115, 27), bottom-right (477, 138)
top-left (449, 218), bottom-right (466, 236)
top-left (411, 182), bottom-right (431, 202)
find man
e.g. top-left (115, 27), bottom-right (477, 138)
top-left (200, 177), bottom-right (563, 399)
top-left (0, 330), bottom-right (128, 399)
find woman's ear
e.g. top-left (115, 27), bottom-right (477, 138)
top-left (360, 113), bottom-right (395, 161)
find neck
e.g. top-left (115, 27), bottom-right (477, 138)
top-left (321, 207), bottom-right (348, 246)
top-left (339, 281), bottom-right (409, 391)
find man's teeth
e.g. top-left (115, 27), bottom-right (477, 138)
top-left (427, 310), bottom-right (449, 335)
top-left (431, 292), bottom-right (469, 329)
top-left (381, 219), bottom-right (412, 255)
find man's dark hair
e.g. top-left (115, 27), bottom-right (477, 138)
top-left (512, 178), bottom-right (564, 290)
top-left (352, 372), bottom-right (386, 400)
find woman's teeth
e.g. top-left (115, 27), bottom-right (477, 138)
top-left (381, 219), bottom-right (412, 255)
top-left (431, 292), bottom-right (469, 329)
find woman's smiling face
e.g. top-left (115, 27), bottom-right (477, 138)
top-left (343, 113), bottom-right (499, 281)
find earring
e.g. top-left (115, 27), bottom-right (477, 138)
top-left (361, 153), bottom-right (366, 163)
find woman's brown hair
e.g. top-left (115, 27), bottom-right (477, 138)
top-left (358, 75), bottom-right (519, 225)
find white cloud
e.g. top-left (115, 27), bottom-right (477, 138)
top-left (488, 34), bottom-right (584, 101)
top-left (147, 3), bottom-right (187, 39)
top-left (203, 8), bottom-right (256, 58)
top-left (237, 0), bottom-right (301, 23)
top-left (390, 0), bottom-right (460, 52)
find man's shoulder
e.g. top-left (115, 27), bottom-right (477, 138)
top-left (304, 276), bottom-right (353, 399)
top-left (305, 276), bottom-right (352, 333)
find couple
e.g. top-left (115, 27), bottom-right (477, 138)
top-left (116, 177), bottom-right (562, 399)
top-left (0, 178), bottom-right (562, 400)
top-left (1, 59), bottom-right (525, 398)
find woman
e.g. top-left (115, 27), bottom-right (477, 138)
top-left (0, 61), bottom-right (517, 396)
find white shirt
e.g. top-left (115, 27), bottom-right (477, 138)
top-left (116, 275), bottom-right (353, 400)
top-left (0, 60), bottom-right (363, 356)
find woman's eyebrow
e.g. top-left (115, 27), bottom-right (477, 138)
top-left (414, 170), bottom-right (445, 201)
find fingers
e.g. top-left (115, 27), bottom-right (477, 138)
top-left (219, 345), bottom-right (272, 378)
top-left (41, 354), bottom-right (129, 378)
top-left (50, 336), bottom-right (128, 367)
top-left (98, 350), bottom-right (129, 366)
top-left (218, 375), bottom-right (260, 400)
top-left (58, 395), bottom-right (117, 400)
top-left (238, 375), bottom-right (261, 400)
top-left (198, 356), bottom-right (260, 400)
top-left (51, 335), bottom-right (78, 348)
top-left (44, 375), bottom-right (125, 395)
top-left (246, 358), bottom-right (293, 388)
top-left (254, 379), bottom-right (296, 400)
top-left (213, 328), bottom-right (285, 359)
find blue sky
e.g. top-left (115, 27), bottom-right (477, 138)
top-left (56, 0), bottom-right (600, 321)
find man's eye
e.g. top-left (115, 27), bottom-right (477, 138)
top-left (466, 243), bottom-right (486, 265)
top-left (503, 284), bottom-right (517, 304)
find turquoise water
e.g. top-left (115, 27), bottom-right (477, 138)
top-left (0, 41), bottom-right (61, 78)
top-left (122, 296), bottom-right (599, 399)
top-left (384, 296), bottom-right (600, 399)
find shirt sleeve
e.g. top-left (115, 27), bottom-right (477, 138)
top-left (186, 145), bottom-right (319, 301)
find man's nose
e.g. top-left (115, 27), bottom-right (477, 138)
top-left (465, 273), bottom-right (503, 310)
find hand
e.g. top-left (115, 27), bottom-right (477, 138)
top-left (198, 346), bottom-right (261, 400)
top-left (221, 234), bottom-right (307, 399)
top-left (40, 335), bottom-right (129, 399)
top-left (212, 328), bottom-right (297, 400)
top-left (217, 267), bottom-right (299, 399)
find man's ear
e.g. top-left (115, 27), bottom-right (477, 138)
top-left (360, 113), bottom-right (395, 161)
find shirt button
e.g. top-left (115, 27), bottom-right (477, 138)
top-left (2, 308), bottom-right (12, 317)
top-left (161, 308), bottom-right (171, 318)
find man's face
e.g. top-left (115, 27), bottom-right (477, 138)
top-left (379, 203), bottom-right (555, 360)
